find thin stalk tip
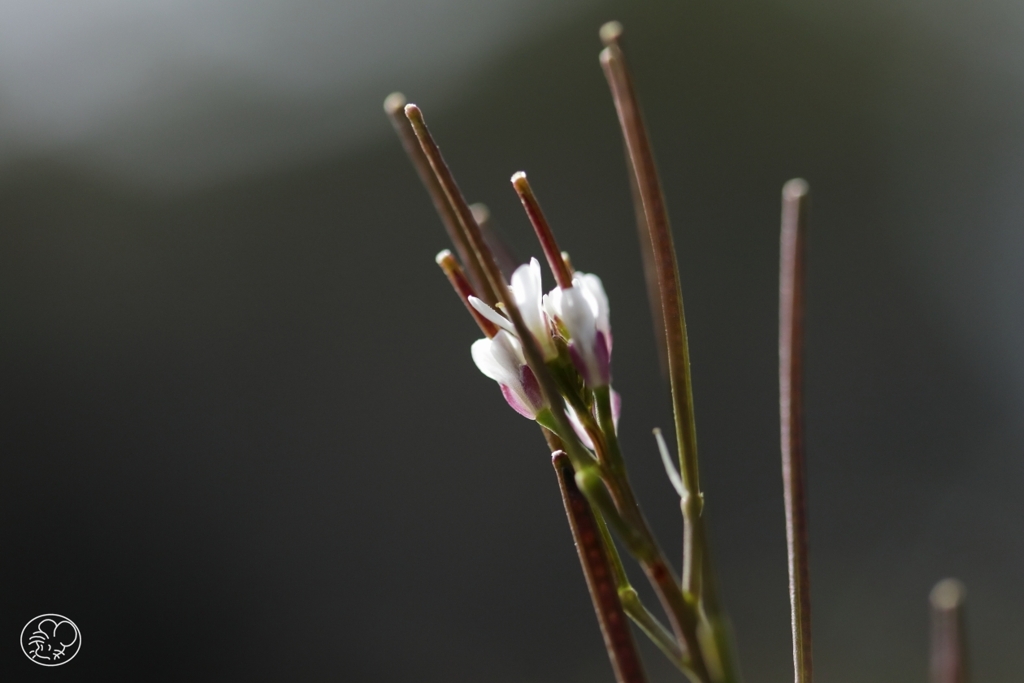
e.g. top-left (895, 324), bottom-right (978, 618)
top-left (386, 95), bottom-right (496, 301)
top-left (436, 249), bottom-right (499, 338)
top-left (511, 171), bottom-right (574, 289)
top-left (930, 579), bottom-right (966, 611)
top-left (470, 202), bottom-right (490, 225)
top-left (561, 251), bottom-right (575, 274)
top-left (783, 178), bottom-right (809, 201)
top-left (600, 21), bottom-right (624, 47)
top-left (930, 578), bottom-right (968, 683)
top-left (384, 91), bottom-right (407, 115)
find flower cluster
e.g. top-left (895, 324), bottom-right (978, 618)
top-left (456, 254), bottom-right (618, 449)
top-left (469, 257), bottom-right (610, 400)
top-left (389, 21), bottom-right (752, 680)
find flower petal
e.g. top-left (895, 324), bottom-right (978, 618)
top-left (611, 387), bottom-right (622, 428)
top-left (501, 383), bottom-right (537, 419)
top-left (491, 329), bottom-right (526, 367)
top-left (542, 288), bottom-right (560, 322)
top-left (510, 258), bottom-right (543, 304)
top-left (471, 337), bottom-right (513, 384)
top-left (471, 331), bottom-right (545, 420)
top-left (578, 272), bottom-right (611, 342)
top-left (511, 258), bottom-right (557, 360)
top-left (519, 365), bottom-right (544, 413)
top-left (560, 285), bottom-right (609, 385)
top-left (560, 286), bottom-right (597, 348)
top-left (469, 296), bottom-right (516, 334)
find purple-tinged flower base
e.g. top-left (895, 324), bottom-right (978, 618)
top-left (569, 330), bottom-right (611, 387)
top-left (499, 365), bottom-right (544, 419)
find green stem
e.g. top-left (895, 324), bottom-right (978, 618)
top-left (593, 495), bottom-right (630, 592)
top-left (600, 35), bottom-right (704, 602)
top-left (619, 587), bottom-right (699, 681)
top-left (552, 360), bottom-right (606, 460)
top-left (594, 386), bottom-right (627, 478)
top-left (696, 531), bottom-right (741, 683)
top-left (594, 502), bottom-right (697, 680)
top-left (576, 467), bottom-right (710, 682)
top-left (592, 386), bottom-right (711, 681)
top-left (600, 32), bottom-right (742, 683)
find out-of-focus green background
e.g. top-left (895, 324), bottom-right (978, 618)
top-left (1, 0), bottom-right (1022, 680)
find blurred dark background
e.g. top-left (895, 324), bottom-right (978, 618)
top-left (1, 0), bottom-right (1022, 680)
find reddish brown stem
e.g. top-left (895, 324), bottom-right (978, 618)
top-left (511, 172), bottom-right (574, 289)
top-left (599, 43), bottom-right (697, 487)
top-left (385, 93), bottom-right (497, 305)
top-left (404, 104), bottom-right (595, 475)
top-left (930, 579), bottom-right (969, 683)
top-left (779, 178), bottom-right (812, 683)
top-left (600, 30), bottom-right (709, 609)
top-left (408, 97), bottom-right (707, 683)
top-left (599, 32), bottom-right (723, 682)
top-left (436, 250), bottom-right (499, 338)
top-left (471, 203), bottom-right (520, 281)
top-left (553, 451), bottom-right (648, 683)
top-left (600, 26), bottom-right (668, 379)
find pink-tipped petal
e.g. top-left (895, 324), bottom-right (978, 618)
top-left (472, 331), bottom-right (545, 420)
top-left (594, 330), bottom-right (611, 385)
top-left (501, 383), bottom-right (537, 419)
top-left (519, 365), bottom-right (544, 414)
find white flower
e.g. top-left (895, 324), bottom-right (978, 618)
top-left (471, 330), bottom-right (546, 419)
top-left (577, 273), bottom-right (611, 350)
top-left (544, 271), bottom-right (612, 386)
top-left (469, 258), bottom-right (558, 361)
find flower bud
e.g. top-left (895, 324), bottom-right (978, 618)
top-left (471, 331), bottom-right (546, 419)
top-left (544, 272), bottom-right (612, 387)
